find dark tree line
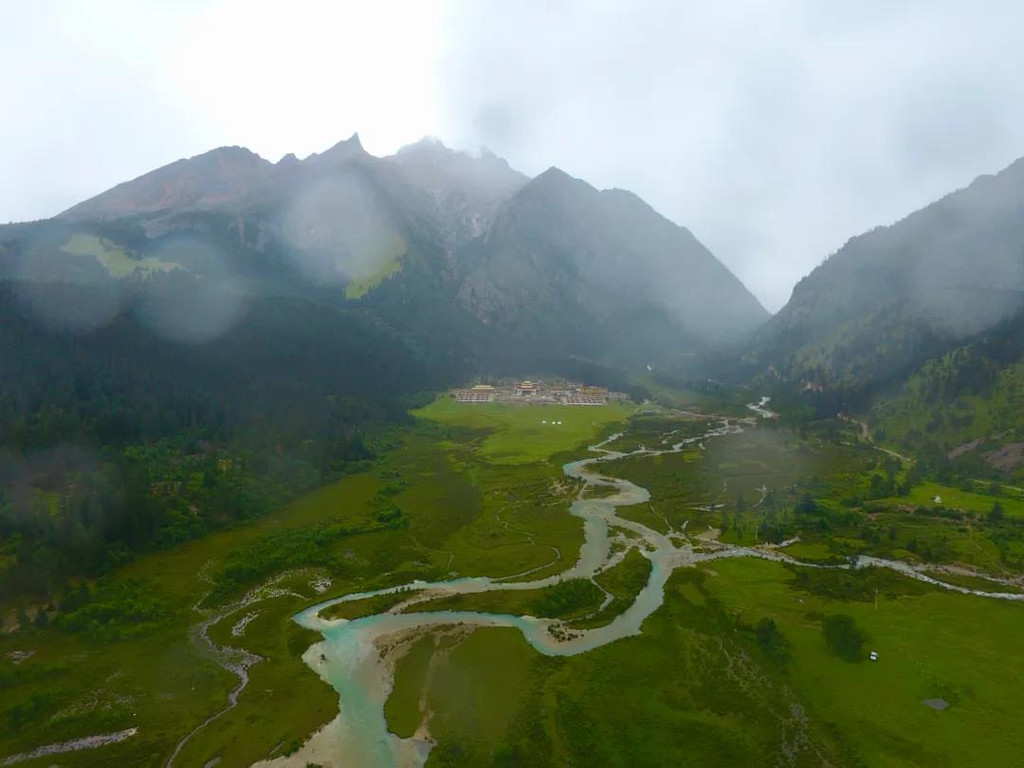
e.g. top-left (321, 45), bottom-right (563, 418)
top-left (0, 278), bottom-right (453, 601)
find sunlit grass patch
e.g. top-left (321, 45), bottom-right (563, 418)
top-left (414, 397), bottom-right (634, 464)
top-left (780, 541), bottom-right (834, 561)
top-left (344, 234), bottom-right (406, 299)
top-left (702, 557), bottom-right (1024, 767)
top-left (892, 481), bottom-right (1024, 518)
top-left (60, 233), bottom-right (181, 278)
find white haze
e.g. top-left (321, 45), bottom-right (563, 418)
top-left (135, 241), bottom-right (249, 345)
top-left (281, 175), bottom-right (404, 286)
top-left (4, 1), bottom-right (1024, 311)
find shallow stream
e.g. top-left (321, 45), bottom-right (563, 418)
top-left (251, 405), bottom-right (1021, 767)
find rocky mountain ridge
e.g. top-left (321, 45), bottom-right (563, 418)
top-left (3, 134), bottom-right (768, 374)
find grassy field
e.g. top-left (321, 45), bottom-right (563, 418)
top-left (0, 473), bottom-right (385, 766)
top-left (572, 548), bottom-right (652, 628)
top-left (780, 541), bottom-right (835, 561)
top-left (59, 233), bottom-right (181, 278)
top-left (413, 397), bottom-right (634, 464)
top-left (893, 481), bottom-right (1024, 518)
top-left (0, 391), bottom-right (633, 766)
top-left (384, 633), bottom-right (438, 737)
top-left (5, 392), bottom-right (1023, 766)
top-left (609, 424), bottom-right (870, 543)
top-left (702, 557), bottom-right (1024, 767)
top-left (390, 552), bottom-right (1024, 767)
top-left (396, 568), bottom-right (851, 767)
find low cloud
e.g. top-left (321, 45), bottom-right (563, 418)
top-left (4, 2), bottom-right (1024, 311)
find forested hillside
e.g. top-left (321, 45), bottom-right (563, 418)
top-left (755, 156), bottom-right (1024, 387)
top-left (871, 309), bottom-right (1023, 482)
top-left (0, 278), bottom-right (450, 599)
top-left (0, 136), bottom-right (767, 602)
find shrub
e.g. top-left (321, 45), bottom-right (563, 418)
top-left (822, 613), bottom-right (868, 662)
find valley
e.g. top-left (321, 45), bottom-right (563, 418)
top-left (0, 123), bottom-right (1021, 768)
top-left (4, 6), bottom-right (1024, 766)
top-left (3, 390), bottom-right (1022, 766)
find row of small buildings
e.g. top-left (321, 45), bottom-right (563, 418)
top-left (452, 380), bottom-right (627, 406)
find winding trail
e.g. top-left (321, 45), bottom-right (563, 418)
top-left (838, 412), bottom-right (915, 464)
top-left (248, 405), bottom-right (1021, 768)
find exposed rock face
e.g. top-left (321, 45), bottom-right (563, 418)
top-left (985, 443), bottom-right (1024, 473)
top-left (386, 138), bottom-right (528, 250)
top-left (60, 146), bottom-right (275, 220)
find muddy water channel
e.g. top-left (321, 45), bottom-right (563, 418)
top-left (255, 408), bottom-right (1022, 768)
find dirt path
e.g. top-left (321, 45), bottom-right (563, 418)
top-left (838, 413), bottom-right (914, 464)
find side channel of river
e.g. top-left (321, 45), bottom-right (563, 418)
top-left (254, 403), bottom-right (1021, 768)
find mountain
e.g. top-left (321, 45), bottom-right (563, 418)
top-left (0, 134), bottom-right (771, 596)
top-left (753, 156), bottom-right (1024, 477)
top-left (459, 166), bottom-right (767, 365)
top-left (756, 157), bottom-right (1024, 387)
top-left (2, 135), bottom-right (765, 372)
top-left (386, 137), bottom-right (528, 251)
top-left (60, 145), bottom-right (275, 222)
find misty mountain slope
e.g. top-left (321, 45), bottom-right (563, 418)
top-left (458, 166), bottom-right (768, 364)
top-left (48, 135), bottom-right (523, 297)
top-left (1, 135), bottom-right (773, 378)
top-left (60, 145), bottom-right (275, 222)
top-left (383, 137), bottom-right (528, 251)
top-left (757, 156), bottom-right (1024, 385)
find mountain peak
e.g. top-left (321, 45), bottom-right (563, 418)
top-left (520, 166), bottom-right (592, 200)
top-left (397, 136), bottom-right (451, 154)
top-left (304, 133), bottom-right (366, 165)
top-left (391, 138), bottom-right (521, 179)
top-left (187, 145), bottom-right (269, 174)
top-left (59, 145), bottom-right (272, 220)
top-left (197, 144), bottom-right (263, 160)
top-left (536, 165), bottom-right (571, 180)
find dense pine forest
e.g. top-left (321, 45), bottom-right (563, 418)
top-left (0, 277), bottom-right (448, 601)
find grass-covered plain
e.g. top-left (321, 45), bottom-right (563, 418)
top-left (398, 568), bottom-right (851, 767)
top-left (387, 555), bottom-right (1024, 767)
top-left (380, 407), bottom-right (1024, 767)
top-left (0, 473), bottom-right (387, 766)
top-left (702, 557), bottom-right (1024, 767)
top-left (4, 389), bottom-right (1023, 767)
top-left (892, 480), bottom-right (1024, 518)
top-left (0, 393), bottom-right (629, 766)
top-left (413, 397), bottom-right (634, 464)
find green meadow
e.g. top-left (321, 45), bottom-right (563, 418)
top-left (894, 480), bottom-right (1024, 518)
top-left (413, 397), bottom-right (634, 464)
top-left (386, 525), bottom-right (1024, 768)
top-left (3, 389), bottom-right (1022, 766)
top-left (380, 407), bottom-right (1024, 767)
top-left (59, 233), bottom-right (181, 278)
top-left (0, 392), bottom-right (630, 766)
top-left (702, 557), bottom-right (1024, 767)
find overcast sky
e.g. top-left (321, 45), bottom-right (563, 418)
top-left (4, 1), bottom-right (1024, 310)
